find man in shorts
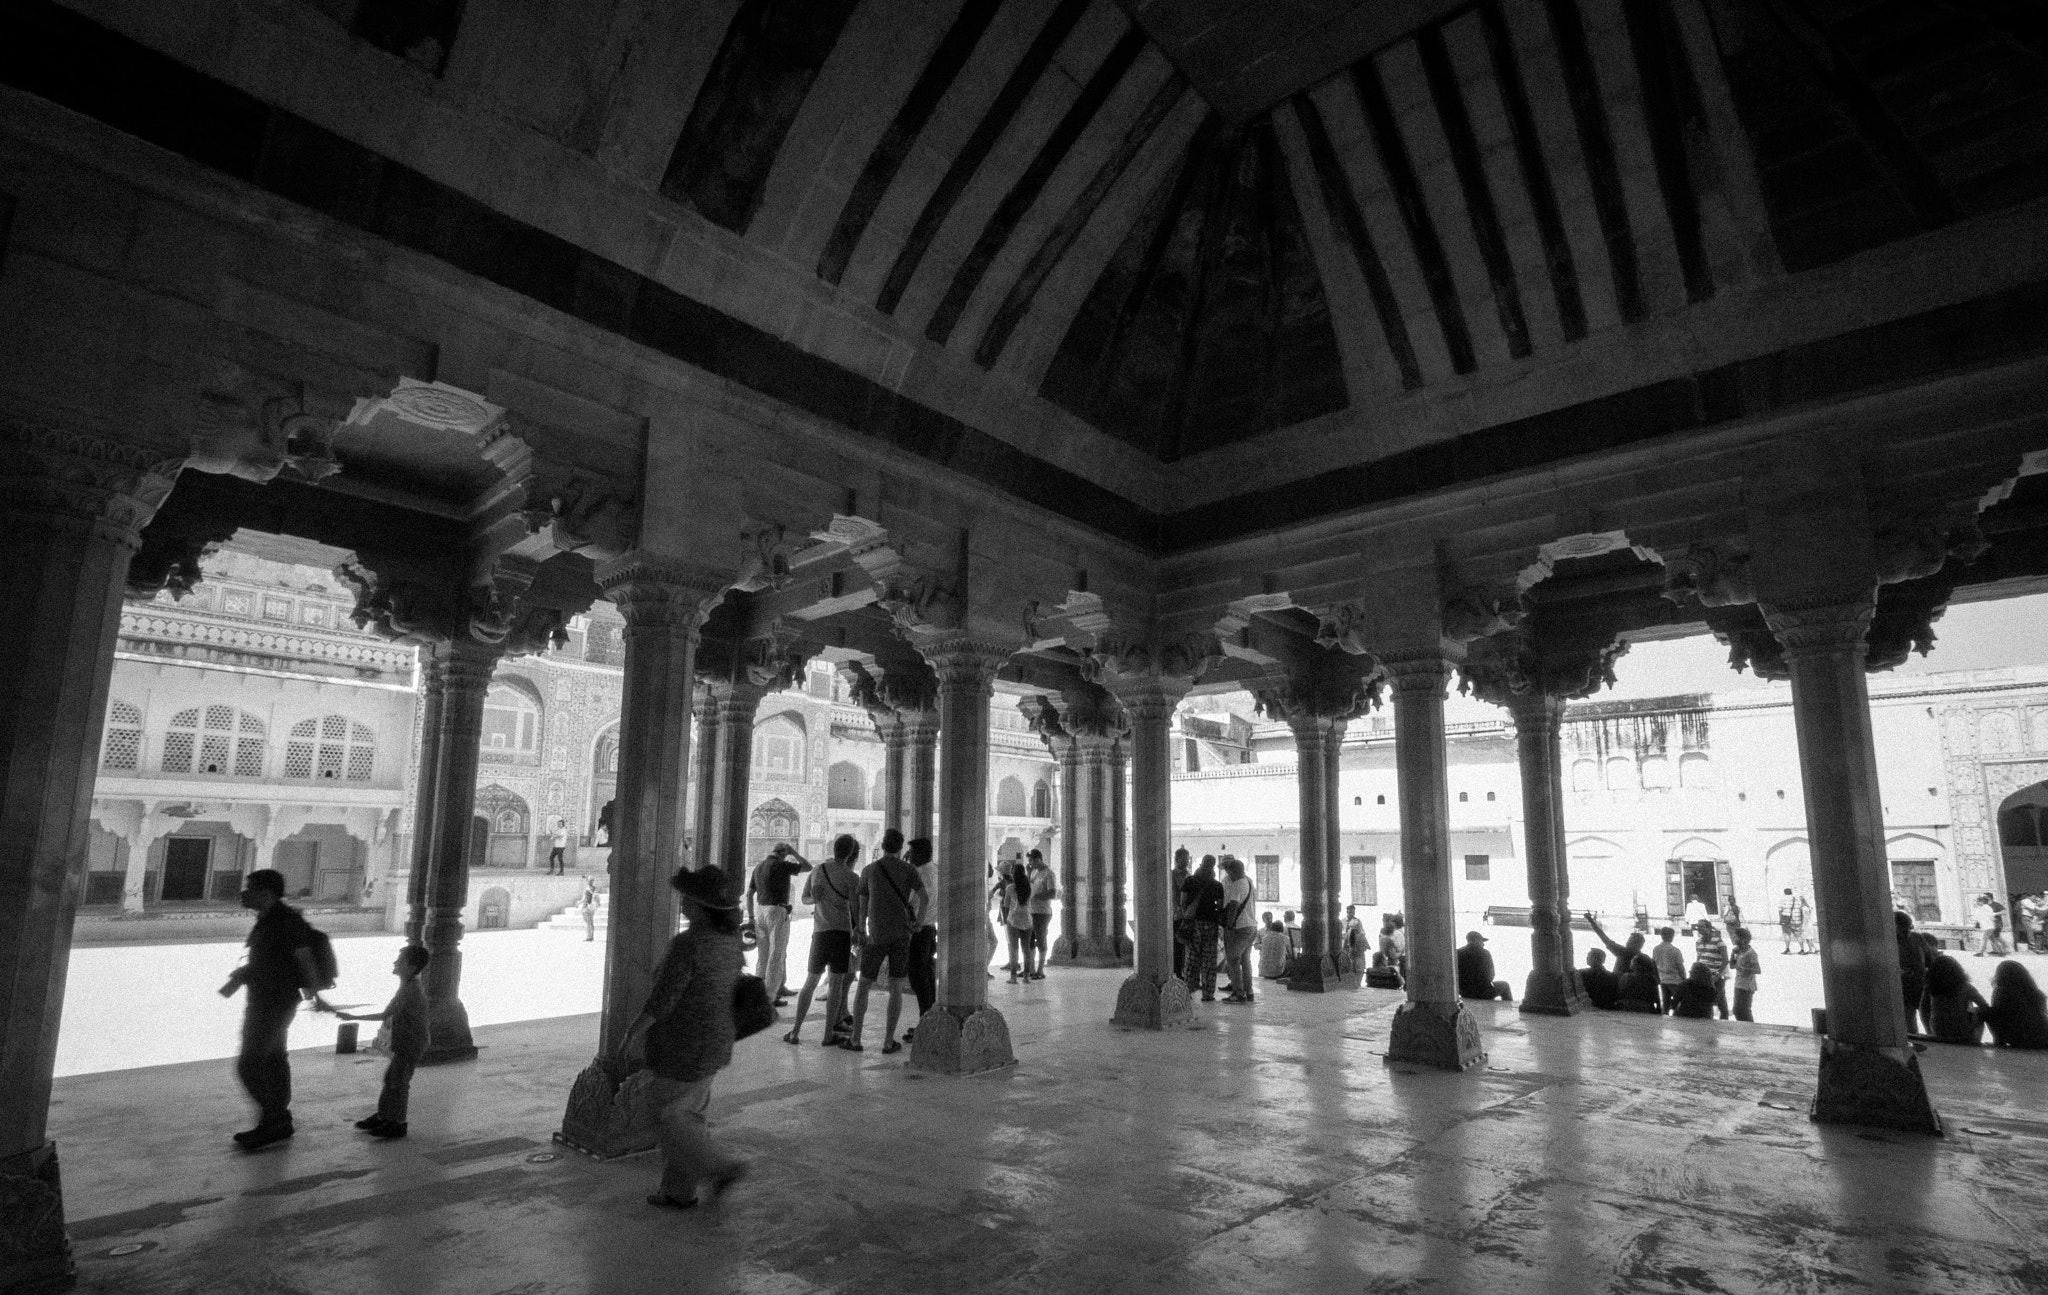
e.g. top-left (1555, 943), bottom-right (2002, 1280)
top-left (783, 835), bottom-right (862, 1047)
top-left (1025, 849), bottom-right (1057, 979)
top-left (845, 831), bottom-right (927, 1054)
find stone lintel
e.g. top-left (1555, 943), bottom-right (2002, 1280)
top-left (555, 1058), bottom-right (661, 1160)
top-left (1284, 953), bottom-right (1343, 992)
top-left (907, 1005), bottom-right (1016, 1076)
top-left (1810, 1039), bottom-right (1941, 1134)
top-left (0, 1141), bottom-right (71, 1293)
top-left (1111, 972), bottom-right (1195, 1030)
top-left (1385, 1001), bottom-right (1487, 1071)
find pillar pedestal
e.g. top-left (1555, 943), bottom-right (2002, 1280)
top-left (1387, 1000), bottom-right (1487, 1071)
top-left (908, 1005), bottom-right (1017, 1076)
top-left (1112, 973), bottom-right (1195, 1029)
top-left (1811, 1039), bottom-right (1941, 1132)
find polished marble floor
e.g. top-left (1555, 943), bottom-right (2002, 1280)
top-left (50, 970), bottom-right (2048, 1294)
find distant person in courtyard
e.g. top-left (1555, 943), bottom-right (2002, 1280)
top-left (1777, 888), bottom-right (1799, 954)
top-left (1682, 892), bottom-right (1710, 935)
top-left (1282, 910), bottom-right (1301, 955)
top-left (1975, 893), bottom-right (2011, 956)
top-left (747, 843), bottom-right (813, 1003)
top-left (846, 833), bottom-right (927, 1054)
top-left (785, 835), bottom-right (862, 1047)
top-left (1186, 857), bottom-right (1225, 1002)
top-left (1220, 857), bottom-right (1258, 1003)
top-left (1651, 927), bottom-right (1686, 1014)
top-left (1001, 861), bottom-right (1033, 983)
top-left (623, 867), bottom-right (745, 1212)
top-left (1729, 926), bottom-right (1761, 1022)
top-left (1896, 911), bottom-right (1931, 1023)
top-left (1379, 914), bottom-right (1403, 974)
top-left (1580, 949), bottom-right (1620, 1010)
top-left (904, 837), bottom-right (939, 1038)
top-left (336, 946), bottom-right (430, 1139)
top-left (548, 818), bottom-right (569, 874)
top-left (2015, 892), bottom-right (2041, 952)
top-left (1672, 963), bottom-right (1718, 1019)
top-left (1171, 849), bottom-right (1193, 979)
top-left (1025, 849), bottom-right (1057, 979)
top-left (597, 799), bottom-right (613, 847)
top-left (1694, 921), bottom-right (1731, 1020)
top-left (1260, 915), bottom-right (1291, 980)
top-left (220, 868), bottom-right (327, 1150)
top-left (1919, 953), bottom-right (1989, 1044)
top-left (1340, 906), bottom-right (1366, 973)
top-left (1456, 931), bottom-right (1512, 1002)
top-left (579, 875), bottom-right (599, 942)
top-left (1983, 961), bottom-right (2048, 1049)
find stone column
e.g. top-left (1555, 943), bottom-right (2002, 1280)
top-left (120, 803), bottom-right (161, 915)
top-left (1110, 739), bottom-right (1131, 962)
top-left (0, 421), bottom-right (180, 1291)
top-left (1383, 654), bottom-right (1486, 1070)
top-left (402, 645), bottom-right (449, 945)
top-left (1283, 715), bottom-right (1342, 991)
top-left (903, 711), bottom-right (939, 842)
top-left (1071, 733), bottom-right (1120, 964)
top-left (1112, 684), bottom-right (1194, 1028)
top-left (1045, 730), bottom-right (1080, 959)
top-left (686, 686), bottom-right (717, 869)
top-left (1767, 598), bottom-right (1938, 1131)
top-left (707, 681), bottom-right (767, 898)
top-left (878, 712), bottom-right (907, 835)
top-left (1509, 692), bottom-right (1587, 1015)
top-left (420, 635), bottom-right (500, 1063)
top-left (1323, 720), bottom-right (1348, 976)
top-left (909, 640), bottom-right (1016, 1074)
top-left (558, 560), bottom-right (721, 1158)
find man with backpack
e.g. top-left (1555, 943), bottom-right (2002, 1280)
top-left (845, 835), bottom-right (927, 1053)
top-left (220, 868), bottom-right (333, 1149)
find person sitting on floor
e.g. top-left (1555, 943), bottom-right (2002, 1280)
top-left (1671, 963), bottom-right (1718, 1019)
top-left (1259, 916), bottom-right (1291, 981)
top-left (1579, 948), bottom-right (1620, 1010)
top-left (1455, 931), bottom-right (1513, 1002)
top-left (1982, 960), bottom-right (2048, 1050)
top-left (1919, 953), bottom-right (1989, 1044)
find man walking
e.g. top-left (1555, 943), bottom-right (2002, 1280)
top-left (784, 835), bottom-right (863, 1047)
top-left (1024, 848), bottom-right (1057, 980)
top-left (220, 869), bottom-right (326, 1149)
top-left (547, 818), bottom-right (570, 875)
top-left (747, 843), bottom-right (812, 1003)
top-left (846, 834), bottom-right (927, 1053)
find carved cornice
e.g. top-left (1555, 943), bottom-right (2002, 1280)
top-left (1018, 694), bottom-right (1073, 758)
top-left (1873, 511), bottom-right (1987, 586)
top-left (190, 369), bottom-right (349, 485)
top-left (741, 623), bottom-right (812, 691)
top-left (334, 559), bottom-right (455, 646)
top-left (921, 639), bottom-right (1011, 693)
top-left (1441, 592), bottom-right (1523, 644)
top-left (1052, 681), bottom-right (1128, 742)
top-left (126, 523), bottom-right (234, 603)
top-left (594, 554), bottom-right (730, 631)
top-left (1459, 631), bottom-right (1629, 707)
top-left (1253, 674), bottom-right (1378, 726)
top-left (1662, 543), bottom-right (1755, 608)
top-left (1081, 632), bottom-right (1221, 691)
top-left (1761, 598), bottom-right (1877, 663)
top-left (0, 418), bottom-right (184, 545)
top-left (1377, 651), bottom-right (1457, 696)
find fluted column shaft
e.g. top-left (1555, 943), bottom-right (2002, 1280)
top-left (1510, 692), bottom-right (1586, 1015)
top-left (879, 715), bottom-right (908, 835)
top-left (1051, 740), bottom-right (1081, 959)
top-left (686, 688), bottom-right (717, 869)
top-left (708, 683), bottom-right (766, 898)
top-left (1112, 686), bottom-right (1193, 1028)
top-left (1322, 721), bottom-right (1346, 968)
top-left (403, 647), bottom-right (449, 945)
top-left (903, 714), bottom-right (938, 842)
top-left (1072, 733), bottom-right (1120, 963)
top-left (1768, 598), bottom-right (1937, 1129)
top-left (1110, 740), bottom-right (1130, 962)
top-left (1285, 716), bottom-right (1340, 990)
top-left (421, 637), bottom-right (499, 1063)
top-left (908, 642), bottom-right (1015, 1074)
top-left (1383, 655), bottom-right (1486, 1069)
top-left (0, 423), bottom-right (180, 1289)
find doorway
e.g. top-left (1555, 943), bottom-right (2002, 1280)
top-left (1891, 860), bottom-right (1941, 922)
top-left (1665, 858), bottom-right (1734, 918)
top-left (478, 885), bottom-right (511, 930)
top-left (160, 837), bottom-right (212, 901)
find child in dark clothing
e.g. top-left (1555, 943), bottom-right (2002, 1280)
top-left (337, 946), bottom-right (432, 1139)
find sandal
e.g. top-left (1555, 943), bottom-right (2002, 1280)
top-left (647, 1193), bottom-right (699, 1211)
top-left (839, 1039), bottom-right (865, 1052)
top-left (782, 1029), bottom-right (801, 1045)
top-left (882, 1040), bottom-right (902, 1055)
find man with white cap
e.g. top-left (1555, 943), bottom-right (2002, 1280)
top-left (1455, 930), bottom-right (1513, 1002)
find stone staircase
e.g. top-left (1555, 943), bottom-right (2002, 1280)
top-left (541, 891), bottom-right (609, 931)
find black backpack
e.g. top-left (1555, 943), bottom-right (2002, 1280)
top-left (305, 926), bottom-right (338, 991)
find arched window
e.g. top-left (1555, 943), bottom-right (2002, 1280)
top-left (752, 714), bottom-right (804, 781)
top-left (1031, 780), bottom-right (1051, 818)
top-left (1678, 752), bottom-right (1713, 788)
top-left (996, 775), bottom-right (1027, 817)
top-left (482, 682), bottom-right (541, 755)
top-left (102, 701), bottom-right (143, 771)
top-left (286, 715), bottom-right (376, 781)
top-left (827, 761), bottom-right (867, 810)
top-left (1640, 755), bottom-right (1672, 789)
top-left (1571, 759), bottom-right (1598, 792)
top-left (1605, 756), bottom-right (1636, 790)
top-left (746, 798), bottom-right (801, 861)
top-left (2000, 804), bottom-right (2041, 849)
top-left (163, 705), bottom-right (265, 776)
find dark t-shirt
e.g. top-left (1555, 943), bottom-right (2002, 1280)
top-left (1455, 945), bottom-right (1498, 998)
top-left (861, 857), bottom-right (926, 945)
top-left (751, 857), bottom-right (811, 908)
top-left (1579, 965), bottom-right (1621, 1009)
top-left (1184, 876), bottom-right (1225, 923)
top-left (245, 903), bottom-right (314, 1004)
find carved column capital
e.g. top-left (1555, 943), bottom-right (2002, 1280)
top-left (439, 636), bottom-right (502, 698)
top-left (596, 554), bottom-right (729, 632)
top-left (1378, 652), bottom-right (1456, 697)
top-left (1762, 597), bottom-right (1876, 663)
top-left (0, 419), bottom-right (184, 549)
top-left (920, 639), bottom-right (1013, 692)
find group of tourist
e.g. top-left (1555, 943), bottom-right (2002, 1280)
top-left (1895, 909), bottom-right (2048, 1048)
top-left (1577, 912), bottom-right (1763, 1019)
top-left (990, 850), bottom-right (1058, 982)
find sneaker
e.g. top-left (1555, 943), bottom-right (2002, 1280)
top-left (235, 1121), bottom-right (295, 1150)
top-left (369, 1122), bottom-right (407, 1140)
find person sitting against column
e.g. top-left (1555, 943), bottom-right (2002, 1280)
top-left (1259, 913), bottom-right (1290, 981)
top-left (1982, 961), bottom-right (2048, 1049)
top-left (748, 843), bottom-right (814, 1005)
top-left (1024, 849), bottom-right (1057, 979)
top-left (1917, 953), bottom-right (1989, 1044)
top-left (1728, 926), bottom-right (1762, 1022)
top-left (845, 837), bottom-right (927, 1054)
top-left (784, 834), bottom-right (863, 1048)
top-left (1671, 962), bottom-right (1718, 1019)
top-left (1694, 921), bottom-right (1731, 1020)
top-left (1455, 931), bottom-right (1513, 1002)
top-left (1579, 949), bottom-right (1620, 1009)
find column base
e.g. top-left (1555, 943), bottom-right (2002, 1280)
top-left (907, 1005), bottom-right (1016, 1076)
top-left (422, 999), bottom-right (478, 1064)
top-left (1050, 936), bottom-right (1076, 963)
top-left (1284, 953), bottom-right (1343, 992)
top-left (1111, 973), bottom-right (1195, 1029)
top-left (553, 1057), bottom-right (660, 1159)
top-left (0, 1142), bottom-right (72, 1294)
top-left (1811, 1038), bottom-right (1942, 1134)
top-left (1067, 936), bottom-right (1129, 967)
top-left (1519, 969), bottom-right (1589, 1017)
top-left (1385, 1001), bottom-right (1487, 1071)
